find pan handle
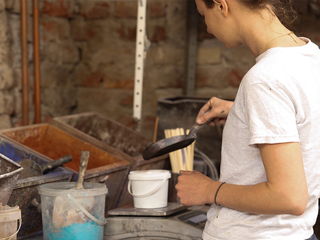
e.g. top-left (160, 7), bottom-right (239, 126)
top-left (127, 179), bottom-right (167, 198)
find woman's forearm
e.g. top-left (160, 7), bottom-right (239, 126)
top-left (214, 181), bottom-right (308, 215)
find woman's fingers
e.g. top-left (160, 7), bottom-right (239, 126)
top-left (196, 102), bottom-right (212, 124)
top-left (196, 98), bottom-right (217, 124)
top-left (199, 111), bottom-right (216, 124)
top-left (196, 97), bottom-right (231, 125)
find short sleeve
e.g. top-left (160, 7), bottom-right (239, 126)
top-left (244, 81), bottom-right (300, 145)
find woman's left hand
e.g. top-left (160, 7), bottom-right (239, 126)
top-left (175, 171), bottom-right (218, 206)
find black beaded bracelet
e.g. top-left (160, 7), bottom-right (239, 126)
top-left (214, 182), bottom-right (226, 206)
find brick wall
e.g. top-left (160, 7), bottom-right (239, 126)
top-left (0, 0), bottom-right (319, 138)
top-left (0, 0), bottom-right (14, 129)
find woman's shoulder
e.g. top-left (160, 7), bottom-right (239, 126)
top-left (242, 60), bottom-right (283, 87)
top-left (244, 40), bottom-right (320, 86)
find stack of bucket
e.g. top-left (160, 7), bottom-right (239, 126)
top-left (0, 154), bottom-right (23, 239)
top-left (0, 205), bottom-right (21, 240)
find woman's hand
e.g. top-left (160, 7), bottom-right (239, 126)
top-left (175, 171), bottom-right (219, 206)
top-left (196, 97), bottom-right (234, 126)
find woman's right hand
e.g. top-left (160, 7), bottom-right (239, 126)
top-left (196, 97), bottom-right (233, 126)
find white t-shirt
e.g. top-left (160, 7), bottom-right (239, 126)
top-left (203, 39), bottom-right (320, 240)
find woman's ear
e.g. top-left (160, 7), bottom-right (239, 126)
top-left (217, 0), bottom-right (229, 17)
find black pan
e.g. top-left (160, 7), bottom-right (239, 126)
top-left (142, 124), bottom-right (203, 160)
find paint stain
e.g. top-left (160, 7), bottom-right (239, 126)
top-left (47, 221), bottom-right (102, 240)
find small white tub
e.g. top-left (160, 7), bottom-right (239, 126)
top-left (128, 170), bottom-right (171, 209)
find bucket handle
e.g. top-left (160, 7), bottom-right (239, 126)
top-left (67, 194), bottom-right (107, 226)
top-left (127, 179), bottom-right (166, 198)
top-left (0, 218), bottom-right (22, 240)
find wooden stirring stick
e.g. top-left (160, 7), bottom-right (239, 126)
top-left (76, 151), bottom-right (90, 189)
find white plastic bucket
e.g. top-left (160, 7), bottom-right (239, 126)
top-left (128, 170), bottom-right (171, 208)
top-left (0, 206), bottom-right (21, 240)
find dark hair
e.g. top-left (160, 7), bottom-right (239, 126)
top-left (202, 0), bottom-right (297, 26)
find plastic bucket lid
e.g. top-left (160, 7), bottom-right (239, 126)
top-left (128, 170), bottom-right (171, 181)
top-left (38, 182), bottom-right (108, 197)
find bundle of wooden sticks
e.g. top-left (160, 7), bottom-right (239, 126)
top-left (164, 128), bottom-right (195, 173)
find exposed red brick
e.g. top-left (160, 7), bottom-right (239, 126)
top-left (120, 94), bottom-right (133, 106)
top-left (117, 26), bottom-right (136, 41)
top-left (148, 1), bottom-right (167, 18)
top-left (42, 20), bottom-right (56, 32)
top-left (86, 29), bottom-right (96, 39)
top-left (42, 0), bottom-right (72, 18)
top-left (114, 2), bottom-right (137, 18)
top-left (41, 19), bottom-right (69, 40)
top-left (196, 72), bottom-right (208, 88)
top-left (226, 69), bottom-right (244, 88)
top-left (71, 23), bottom-right (96, 41)
top-left (150, 26), bottom-right (166, 42)
top-left (103, 78), bottom-right (134, 89)
top-left (162, 77), bottom-right (183, 88)
top-left (80, 71), bottom-right (134, 89)
top-left (72, 28), bottom-right (87, 42)
top-left (81, 72), bottom-right (104, 88)
top-left (80, 2), bottom-right (110, 19)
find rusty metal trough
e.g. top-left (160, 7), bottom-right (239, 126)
top-left (0, 124), bottom-right (131, 212)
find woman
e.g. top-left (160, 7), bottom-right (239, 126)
top-left (175, 0), bottom-right (320, 239)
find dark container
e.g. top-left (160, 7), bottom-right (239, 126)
top-left (0, 124), bottom-right (130, 211)
top-left (51, 112), bottom-right (169, 206)
top-left (0, 136), bottom-right (73, 239)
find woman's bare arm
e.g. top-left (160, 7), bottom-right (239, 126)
top-left (176, 142), bottom-right (308, 215)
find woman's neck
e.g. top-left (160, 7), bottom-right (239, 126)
top-left (237, 9), bottom-right (305, 56)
